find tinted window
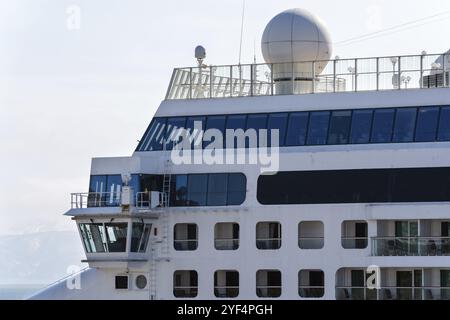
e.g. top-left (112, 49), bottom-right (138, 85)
top-left (225, 115), bottom-right (247, 149)
top-left (187, 174), bottom-right (208, 206)
top-left (415, 107), bottom-right (439, 142)
top-left (105, 175), bottom-right (122, 206)
top-left (207, 174), bottom-right (228, 206)
top-left (204, 115), bottom-right (226, 149)
top-left (350, 110), bottom-right (373, 144)
top-left (286, 112), bottom-right (309, 146)
top-left (267, 113), bottom-right (288, 147)
top-left (438, 106), bottom-right (450, 141)
top-left (165, 117), bottom-right (186, 150)
top-left (371, 109), bottom-right (395, 143)
top-left (227, 173), bottom-right (246, 205)
top-left (172, 175), bottom-right (188, 206)
top-left (141, 118), bottom-right (167, 151)
top-left (246, 114), bottom-right (268, 147)
top-left (186, 116), bottom-right (206, 149)
top-left (392, 108), bottom-right (417, 142)
top-left (328, 111), bottom-right (351, 144)
top-left (307, 111), bottom-right (330, 145)
top-left (257, 168), bottom-right (450, 205)
top-left (89, 175), bottom-right (107, 193)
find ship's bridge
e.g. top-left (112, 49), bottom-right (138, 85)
top-left (166, 52), bottom-right (450, 100)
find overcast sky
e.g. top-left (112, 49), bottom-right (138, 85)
top-left (1, 0), bottom-right (450, 236)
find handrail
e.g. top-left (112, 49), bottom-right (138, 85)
top-left (166, 52), bottom-right (449, 100)
top-left (71, 192), bottom-right (121, 209)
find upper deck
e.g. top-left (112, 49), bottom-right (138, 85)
top-left (166, 53), bottom-right (450, 100)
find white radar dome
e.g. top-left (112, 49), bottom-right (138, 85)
top-left (262, 8), bottom-right (332, 71)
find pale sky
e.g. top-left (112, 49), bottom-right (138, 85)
top-left (1, 0), bottom-right (450, 236)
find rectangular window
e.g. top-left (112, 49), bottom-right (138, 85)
top-left (286, 112), bottom-right (309, 146)
top-left (328, 111), bottom-right (352, 145)
top-left (104, 223), bottom-right (128, 252)
top-left (415, 107), bottom-right (439, 142)
top-left (246, 114), bottom-right (268, 147)
top-left (438, 106), bottom-right (450, 141)
top-left (371, 109), bottom-right (395, 143)
top-left (141, 118), bottom-right (167, 151)
top-left (165, 117), bottom-right (186, 151)
top-left (172, 175), bottom-right (188, 206)
top-left (204, 115), bottom-right (226, 149)
top-left (115, 276), bottom-right (129, 289)
top-left (186, 116), bottom-right (206, 149)
top-left (267, 113), bottom-right (288, 147)
top-left (187, 174), bottom-right (208, 206)
top-left (393, 108), bottom-right (417, 142)
top-left (307, 111), bottom-right (330, 145)
top-left (79, 223), bottom-right (107, 253)
top-left (225, 114), bottom-right (247, 149)
top-left (207, 173), bottom-right (228, 206)
top-left (130, 223), bottom-right (151, 253)
top-left (350, 110), bottom-right (373, 144)
top-left (227, 173), bottom-right (246, 205)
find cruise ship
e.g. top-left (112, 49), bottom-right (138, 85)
top-left (31, 8), bottom-right (450, 300)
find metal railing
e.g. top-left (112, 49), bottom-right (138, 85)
top-left (256, 286), bottom-right (282, 298)
top-left (336, 286), bottom-right (450, 300)
top-left (214, 286), bottom-right (239, 298)
top-left (341, 237), bottom-right (369, 249)
top-left (166, 53), bottom-right (449, 100)
top-left (71, 192), bottom-right (121, 209)
top-left (256, 238), bottom-right (282, 250)
top-left (173, 286), bottom-right (198, 298)
top-left (214, 238), bottom-right (239, 250)
top-left (135, 191), bottom-right (152, 210)
top-left (298, 237), bottom-right (324, 249)
top-left (298, 286), bottom-right (325, 298)
top-left (371, 237), bottom-right (450, 256)
top-left (173, 239), bottom-right (198, 251)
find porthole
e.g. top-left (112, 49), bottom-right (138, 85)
top-left (136, 275), bottom-right (148, 289)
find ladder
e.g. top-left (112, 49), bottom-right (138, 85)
top-left (159, 154), bottom-right (172, 257)
top-left (149, 238), bottom-right (157, 299)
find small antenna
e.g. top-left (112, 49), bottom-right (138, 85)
top-left (238, 0), bottom-right (246, 65)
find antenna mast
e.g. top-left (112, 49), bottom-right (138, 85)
top-left (238, 0), bottom-right (246, 65)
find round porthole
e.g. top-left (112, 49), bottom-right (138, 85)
top-left (136, 275), bottom-right (148, 289)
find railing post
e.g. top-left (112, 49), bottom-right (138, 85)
top-left (250, 64), bottom-right (254, 97)
top-left (333, 60), bottom-right (337, 93)
top-left (398, 56), bottom-right (402, 90)
top-left (271, 63), bottom-right (274, 95)
top-left (443, 54), bottom-right (447, 87)
top-left (189, 67), bottom-right (193, 99)
top-left (354, 59), bottom-right (358, 92)
top-left (420, 54), bottom-right (424, 89)
top-left (209, 66), bottom-right (213, 98)
top-left (230, 65), bottom-right (233, 98)
top-left (376, 57), bottom-right (380, 91)
top-left (312, 61), bottom-right (316, 94)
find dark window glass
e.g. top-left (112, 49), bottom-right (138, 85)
top-left (187, 174), bottom-right (208, 206)
top-left (328, 111), bottom-right (352, 144)
top-left (286, 112), bottom-right (309, 146)
top-left (225, 115), bottom-right (247, 149)
top-left (89, 175), bottom-right (107, 194)
top-left (105, 223), bottom-right (128, 252)
top-left (438, 106), bottom-right (450, 141)
top-left (257, 168), bottom-right (450, 205)
top-left (393, 108), bottom-right (417, 142)
top-left (136, 120), bottom-right (154, 151)
top-left (371, 109), bottom-right (395, 143)
top-left (307, 111), bottom-right (330, 145)
top-left (115, 276), bottom-right (128, 289)
top-left (246, 114), bottom-right (268, 147)
top-left (186, 116), bottom-right (206, 149)
top-left (142, 118), bottom-right (167, 151)
top-left (204, 115), bottom-right (226, 149)
top-left (207, 174), bottom-right (228, 206)
top-left (267, 113), bottom-right (288, 147)
top-left (415, 107), bottom-right (439, 142)
top-left (165, 117), bottom-right (186, 150)
top-left (350, 110), bottom-right (373, 144)
top-left (227, 173), bottom-right (246, 205)
top-left (172, 175), bottom-right (188, 206)
top-left (105, 175), bottom-right (122, 207)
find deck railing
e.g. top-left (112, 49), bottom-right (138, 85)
top-left (166, 53), bottom-right (449, 100)
top-left (371, 236), bottom-right (450, 256)
top-left (336, 286), bottom-right (450, 300)
top-left (71, 192), bottom-right (121, 209)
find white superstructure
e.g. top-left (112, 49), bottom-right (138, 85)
top-left (31, 8), bottom-right (450, 300)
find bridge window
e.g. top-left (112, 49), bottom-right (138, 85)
top-left (438, 106), bottom-right (450, 141)
top-left (204, 115), bottom-right (226, 148)
top-left (268, 113), bottom-right (288, 147)
top-left (328, 111), bottom-right (352, 145)
top-left (187, 174), bottom-right (208, 206)
top-left (286, 112), bottom-right (309, 146)
top-left (130, 223), bottom-right (151, 253)
top-left (246, 114), bottom-right (268, 147)
top-left (393, 108), bottom-right (417, 142)
top-left (165, 117), bottom-right (186, 150)
top-left (415, 107), bottom-right (439, 142)
top-left (371, 108), bottom-right (395, 143)
top-left (307, 111), bottom-right (330, 145)
top-left (350, 109), bottom-right (373, 144)
top-left (225, 114), bottom-right (247, 149)
top-left (79, 222), bottom-right (127, 253)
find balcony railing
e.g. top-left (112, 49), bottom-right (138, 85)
top-left (71, 192), bottom-right (121, 209)
top-left (256, 286), bottom-right (282, 298)
top-left (299, 286), bottom-right (325, 298)
top-left (173, 286), bottom-right (198, 298)
top-left (371, 237), bottom-right (450, 256)
top-left (173, 239), bottom-right (198, 251)
top-left (214, 238), bottom-right (239, 250)
top-left (166, 53), bottom-right (449, 100)
top-left (214, 286), bottom-right (239, 298)
top-left (256, 238), bottom-right (282, 250)
top-left (298, 237), bottom-right (324, 249)
top-left (336, 286), bottom-right (450, 300)
top-left (341, 237), bottom-right (369, 249)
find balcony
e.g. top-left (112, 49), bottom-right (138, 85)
top-left (70, 191), bottom-right (162, 210)
top-left (336, 287), bottom-right (450, 300)
top-left (372, 237), bottom-right (450, 256)
top-left (166, 52), bottom-right (449, 100)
